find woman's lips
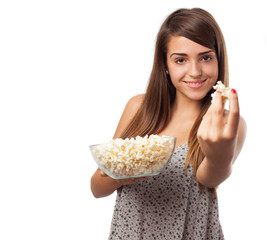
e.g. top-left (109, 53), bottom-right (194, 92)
top-left (184, 79), bottom-right (207, 89)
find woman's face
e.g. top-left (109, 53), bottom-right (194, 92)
top-left (166, 35), bottom-right (219, 103)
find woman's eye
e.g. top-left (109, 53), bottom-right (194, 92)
top-left (202, 55), bottom-right (212, 61)
top-left (176, 58), bottom-right (185, 64)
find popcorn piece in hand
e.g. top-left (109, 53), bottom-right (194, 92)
top-left (211, 81), bottom-right (232, 105)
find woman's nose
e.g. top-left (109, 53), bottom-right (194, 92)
top-left (189, 61), bottom-right (202, 78)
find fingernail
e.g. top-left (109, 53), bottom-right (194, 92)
top-left (231, 88), bottom-right (237, 94)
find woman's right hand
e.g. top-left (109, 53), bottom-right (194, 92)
top-left (100, 170), bottom-right (148, 186)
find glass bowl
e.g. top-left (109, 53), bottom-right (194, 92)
top-left (89, 136), bottom-right (176, 179)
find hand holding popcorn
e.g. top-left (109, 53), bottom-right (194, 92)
top-left (198, 82), bottom-right (240, 167)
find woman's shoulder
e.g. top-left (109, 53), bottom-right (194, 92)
top-left (224, 109), bottom-right (247, 139)
top-left (238, 115), bottom-right (247, 145)
top-left (228, 111), bottom-right (247, 162)
top-left (113, 94), bottom-right (145, 138)
top-left (126, 94), bottom-right (145, 110)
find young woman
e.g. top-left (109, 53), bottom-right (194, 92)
top-left (91, 8), bottom-right (246, 239)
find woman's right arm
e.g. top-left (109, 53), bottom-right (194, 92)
top-left (90, 169), bottom-right (121, 198)
top-left (91, 169), bottom-right (145, 198)
top-left (90, 94), bottom-right (144, 198)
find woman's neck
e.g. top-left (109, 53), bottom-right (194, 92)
top-left (172, 94), bottom-right (203, 119)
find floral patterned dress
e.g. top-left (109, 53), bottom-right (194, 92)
top-left (108, 143), bottom-right (224, 240)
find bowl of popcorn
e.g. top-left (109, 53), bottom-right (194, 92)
top-left (90, 135), bottom-right (177, 179)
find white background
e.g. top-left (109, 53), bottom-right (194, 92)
top-left (0, 0), bottom-right (266, 239)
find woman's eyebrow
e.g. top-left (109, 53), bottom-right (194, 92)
top-left (198, 50), bottom-right (215, 56)
top-left (170, 50), bottom-right (215, 58)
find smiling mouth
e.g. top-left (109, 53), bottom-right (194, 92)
top-left (184, 79), bottom-right (207, 88)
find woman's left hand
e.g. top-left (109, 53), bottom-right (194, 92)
top-left (197, 89), bottom-right (240, 167)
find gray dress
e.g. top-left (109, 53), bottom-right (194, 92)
top-left (108, 143), bottom-right (224, 240)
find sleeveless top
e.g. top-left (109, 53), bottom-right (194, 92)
top-left (108, 143), bottom-right (224, 240)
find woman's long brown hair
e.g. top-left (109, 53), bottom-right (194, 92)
top-left (120, 8), bottom-right (229, 194)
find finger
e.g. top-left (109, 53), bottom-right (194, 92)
top-left (125, 177), bottom-right (148, 185)
top-left (119, 178), bottom-right (137, 185)
top-left (211, 90), bottom-right (224, 125)
top-left (204, 100), bottom-right (213, 116)
top-left (197, 103), bottom-right (212, 141)
top-left (129, 177), bottom-right (148, 182)
top-left (212, 91), bottom-right (224, 112)
top-left (99, 170), bottom-right (108, 177)
top-left (226, 89), bottom-right (240, 135)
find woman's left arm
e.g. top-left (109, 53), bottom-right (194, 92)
top-left (196, 89), bottom-right (247, 188)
